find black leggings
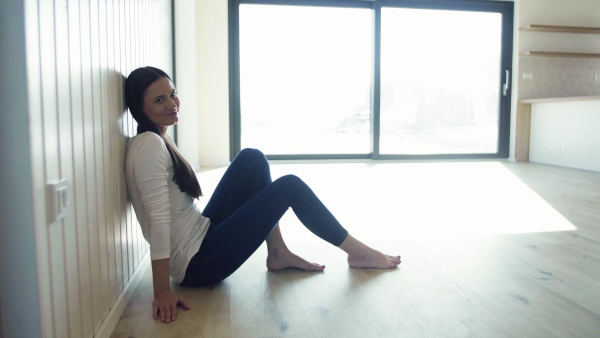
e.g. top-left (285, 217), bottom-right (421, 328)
top-left (180, 149), bottom-right (348, 286)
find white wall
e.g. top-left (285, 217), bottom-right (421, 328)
top-left (196, 0), bottom-right (231, 166)
top-left (175, 0), bottom-right (200, 170)
top-left (175, 0), bottom-right (230, 167)
top-left (1, 1), bottom-right (172, 337)
top-left (519, 0), bottom-right (600, 54)
top-left (0, 1), bottom-right (42, 337)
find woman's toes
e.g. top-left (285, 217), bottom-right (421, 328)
top-left (348, 249), bottom-right (401, 269)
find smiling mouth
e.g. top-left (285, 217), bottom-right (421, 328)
top-left (167, 111), bottom-right (178, 117)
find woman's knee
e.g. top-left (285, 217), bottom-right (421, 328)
top-left (274, 174), bottom-right (304, 187)
top-left (237, 148), bottom-right (263, 157)
top-left (236, 148), bottom-right (267, 164)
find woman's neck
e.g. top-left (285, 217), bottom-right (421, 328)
top-left (157, 126), bottom-right (167, 137)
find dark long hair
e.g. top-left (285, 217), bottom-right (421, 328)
top-left (125, 66), bottom-right (202, 198)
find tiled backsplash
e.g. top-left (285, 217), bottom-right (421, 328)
top-left (518, 57), bottom-right (600, 99)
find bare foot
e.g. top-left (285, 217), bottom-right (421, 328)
top-left (348, 249), bottom-right (401, 269)
top-left (266, 250), bottom-right (325, 271)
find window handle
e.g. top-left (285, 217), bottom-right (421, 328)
top-left (503, 70), bottom-right (510, 96)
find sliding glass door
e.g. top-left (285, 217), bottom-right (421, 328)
top-left (229, 0), bottom-right (513, 160)
top-left (379, 7), bottom-right (503, 155)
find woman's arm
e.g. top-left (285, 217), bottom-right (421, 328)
top-left (131, 134), bottom-right (190, 322)
top-left (151, 258), bottom-right (190, 323)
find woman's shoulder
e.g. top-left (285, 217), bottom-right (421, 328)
top-left (129, 131), bottom-right (163, 143)
top-left (127, 132), bottom-right (169, 158)
top-left (129, 132), bottom-right (165, 147)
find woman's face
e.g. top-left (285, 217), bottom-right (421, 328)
top-left (142, 77), bottom-right (180, 134)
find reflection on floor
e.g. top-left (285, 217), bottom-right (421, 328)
top-left (111, 161), bottom-right (600, 338)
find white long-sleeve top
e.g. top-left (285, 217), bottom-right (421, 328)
top-left (125, 132), bottom-right (210, 283)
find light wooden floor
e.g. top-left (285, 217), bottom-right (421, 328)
top-left (111, 161), bottom-right (600, 338)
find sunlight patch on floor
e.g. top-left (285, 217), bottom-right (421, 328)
top-left (197, 161), bottom-right (577, 243)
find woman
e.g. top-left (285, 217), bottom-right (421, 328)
top-left (124, 66), bottom-right (401, 324)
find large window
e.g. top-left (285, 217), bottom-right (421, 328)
top-left (229, 0), bottom-right (514, 160)
top-left (238, 5), bottom-right (372, 155)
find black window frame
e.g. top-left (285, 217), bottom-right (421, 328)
top-left (228, 0), bottom-right (514, 161)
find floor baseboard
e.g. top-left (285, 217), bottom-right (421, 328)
top-left (94, 251), bottom-right (150, 338)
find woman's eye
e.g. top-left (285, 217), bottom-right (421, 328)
top-left (171, 92), bottom-right (177, 98)
top-left (154, 98), bottom-right (164, 103)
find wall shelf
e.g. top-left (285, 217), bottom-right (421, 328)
top-left (520, 24), bottom-right (600, 58)
top-left (520, 24), bottom-right (600, 34)
top-left (520, 51), bottom-right (600, 58)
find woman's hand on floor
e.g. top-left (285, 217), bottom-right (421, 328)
top-left (153, 290), bottom-right (190, 323)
